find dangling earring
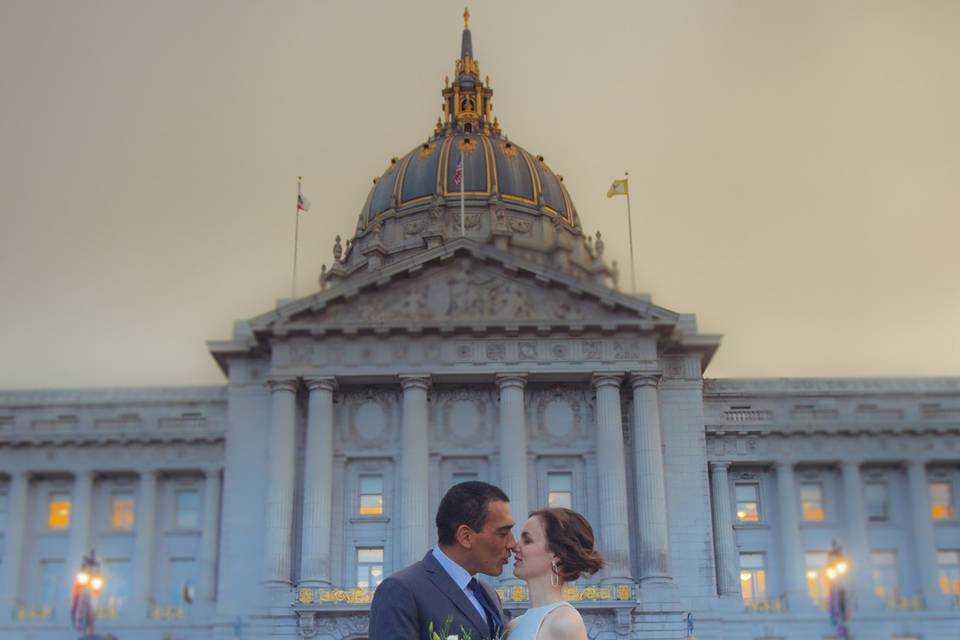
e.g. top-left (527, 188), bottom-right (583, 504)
top-left (551, 560), bottom-right (560, 587)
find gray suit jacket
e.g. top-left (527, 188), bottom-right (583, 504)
top-left (368, 551), bottom-right (506, 640)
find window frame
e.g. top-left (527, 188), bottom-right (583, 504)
top-left (738, 552), bottom-right (767, 603)
top-left (734, 482), bottom-right (762, 523)
top-left (799, 482), bottom-right (826, 522)
top-left (47, 491), bottom-right (72, 530)
top-left (355, 546), bottom-right (385, 589)
top-left (173, 488), bottom-right (201, 530)
top-left (358, 474), bottom-right (385, 517)
top-left (937, 549), bottom-right (960, 596)
top-left (109, 490), bottom-right (136, 531)
top-left (864, 482), bottom-right (889, 522)
top-left (547, 471), bottom-right (573, 510)
top-left (804, 551), bottom-right (830, 605)
top-left (929, 480), bottom-right (956, 521)
top-left (871, 549), bottom-right (900, 602)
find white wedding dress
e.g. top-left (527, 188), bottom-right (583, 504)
top-left (507, 601), bottom-right (578, 640)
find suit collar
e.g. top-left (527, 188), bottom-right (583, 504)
top-left (422, 551), bottom-right (491, 638)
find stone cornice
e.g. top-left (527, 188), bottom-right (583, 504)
top-left (0, 429), bottom-right (226, 448)
top-left (705, 423), bottom-right (960, 438)
top-left (0, 385), bottom-right (227, 408)
top-left (704, 377), bottom-right (960, 398)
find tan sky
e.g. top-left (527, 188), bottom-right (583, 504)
top-left (1, 0), bottom-right (958, 390)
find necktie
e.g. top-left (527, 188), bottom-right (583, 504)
top-left (467, 577), bottom-right (502, 638)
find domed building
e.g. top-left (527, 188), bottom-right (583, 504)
top-left (1, 11), bottom-right (959, 640)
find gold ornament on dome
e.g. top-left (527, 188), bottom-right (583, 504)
top-left (500, 141), bottom-right (518, 158)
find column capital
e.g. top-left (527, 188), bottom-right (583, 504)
top-left (591, 372), bottom-right (625, 389)
top-left (841, 459), bottom-right (864, 471)
top-left (495, 373), bottom-right (527, 390)
top-left (202, 466), bottom-right (223, 478)
top-left (906, 458), bottom-right (928, 471)
top-left (267, 378), bottom-right (300, 394)
top-left (773, 460), bottom-right (796, 473)
top-left (709, 460), bottom-right (732, 473)
top-left (629, 372), bottom-right (662, 389)
top-left (398, 374), bottom-right (431, 391)
top-left (304, 377), bottom-right (337, 393)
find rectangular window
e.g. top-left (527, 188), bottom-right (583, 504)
top-left (735, 483), bottom-right (761, 522)
top-left (359, 475), bottom-right (384, 516)
top-left (110, 491), bottom-right (135, 530)
top-left (356, 547), bottom-right (384, 588)
top-left (547, 472), bottom-right (572, 509)
top-left (0, 492), bottom-right (7, 530)
top-left (929, 481), bottom-right (955, 520)
top-left (174, 489), bottom-right (200, 529)
top-left (805, 551), bottom-right (829, 604)
top-left (864, 482), bottom-right (889, 521)
top-left (871, 550), bottom-right (899, 600)
top-left (738, 552), bottom-right (767, 602)
top-left (937, 550), bottom-right (960, 596)
top-left (39, 559), bottom-right (65, 606)
top-left (102, 559), bottom-right (131, 610)
top-left (47, 492), bottom-right (71, 529)
top-left (800, 483), bottom-right (825, 521)
top-left (167, 558), bottom-right (196, 605)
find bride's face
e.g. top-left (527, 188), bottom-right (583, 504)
top-left (512, 515), bottom-right (557, 582)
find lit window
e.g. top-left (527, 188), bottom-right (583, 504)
top-left (102, 559), bottom-right (131, 611)
top-left (0, 492), bottom-right (8, 530)
top-left (167, 558), bottom-right (196, 605)
top-left (937, 550), bottom-right (960, 596)
top-left (174, 489), bottom-right (200, 529)
top-left (356, 547), bottom-right (384, 588)
top-left (359, 476), bottom-right (384, 515)
top-left (929, 481), bottom-right (955, 520)
top-left (800, 483), bottom-right (825, 521)
top-left (735, 483), bottom-right (760, 522)
top-left (805, 551), bottom-right (829, 604)
top-left (39, 559), bottom-right (65, 606)
top-left (864, 483), bottom-right (889, 521)
top-left (48, 492), bottom-right (71, 529)
top-left (738, 553), bottom-right (767, 602)
top-left (871, 550), bottom-right (899, 601)
top-left (111, 491), bottom-right (135, 530)
top-left (547, 472), bottom-right (572, 509)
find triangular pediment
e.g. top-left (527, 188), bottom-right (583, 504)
top-left (255, 241), bottom-right (678, 334)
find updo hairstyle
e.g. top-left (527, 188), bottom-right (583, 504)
top-left (529, 507), bottom-right (605, 582)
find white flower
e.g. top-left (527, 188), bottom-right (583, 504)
top-left (446, 635), bottom-right (459, 640)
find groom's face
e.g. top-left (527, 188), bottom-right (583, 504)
top-left (470, 499), bottom-right (516, 576)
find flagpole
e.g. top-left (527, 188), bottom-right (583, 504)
top-left (624, 171), bottom-right (637, 293)
top-left (293, 176), bottom-right (302, 299)
top-left (460, 151), bottom-right (466, 237)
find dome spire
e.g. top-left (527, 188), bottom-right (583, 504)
top-left (440, 8), bottom-right (496, 136)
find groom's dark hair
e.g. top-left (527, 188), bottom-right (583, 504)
top-left (436, 481), bottom-right (509, 545)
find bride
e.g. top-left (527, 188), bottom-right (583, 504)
top-left (507, 508), bottom-right (604, 640)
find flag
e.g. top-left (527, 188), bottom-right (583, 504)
top-left (607, 178), bottom-right (628, 198)
top-left (453, 156), bottom-right (463, 186)
top-left (297, 191), bottom-right (311, 212)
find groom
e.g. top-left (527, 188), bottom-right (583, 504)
top-left (368, 481), bottom-right (516, 640)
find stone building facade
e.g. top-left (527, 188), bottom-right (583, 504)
top-left (1, 14), bottom-right (958, 640)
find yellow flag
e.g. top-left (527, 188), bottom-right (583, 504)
top-left (607, 178), bottom-right (628, 198)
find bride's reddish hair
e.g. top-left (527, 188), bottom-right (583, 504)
top-left (529, 507), bottom-right (605, 582)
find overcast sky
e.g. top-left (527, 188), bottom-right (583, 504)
top-left (2, 0), bottom-right (959, 390)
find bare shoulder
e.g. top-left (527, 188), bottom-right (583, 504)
top-left (539, 604), bottom-right (587, 640)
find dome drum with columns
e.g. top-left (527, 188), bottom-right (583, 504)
top-left (324, 9), bottom-right (613, 289)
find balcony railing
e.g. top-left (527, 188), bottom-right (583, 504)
top-left (15, 607), bottom-right (54, 621)
top-left (293, 582), bottom-right (637, 608)
top-left (743, 598), bottom-right (787, 613)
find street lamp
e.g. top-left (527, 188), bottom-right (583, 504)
top-left (825, 541), bottom-right (850, 639)
top-left (71, 550), bottom-right (105, 639)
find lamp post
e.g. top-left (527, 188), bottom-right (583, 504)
top-left (825, 541), bottom-right (850, 639)
top-left (71, 550), bottom-right (105, 640)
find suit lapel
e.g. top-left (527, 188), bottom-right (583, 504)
top-left (423, 552), bottom-right (490, 639)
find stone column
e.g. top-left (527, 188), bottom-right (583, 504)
top-left (592, 373), bottom-right (631, 580)
top-left (630, 374), bottom-right (675, 595)
top-left (262, 378), bottom-right (299, 586)
top-left (300, 377), bottom-right (337, 586)
top-left (775, 462), bottom-right (809, 610)
top-left (840, 461), bottom-right (876, 609)
top-left (130, 469), bottom-right (158, 618)
top-left (0, 472), bottom-right (29, 612)
top-left (199, 467), bottom-right (222, 603)
top-left (398, 375), bottom-right (431, 568)
top-left (906, 460), bottom-right (946, 608)
top-left (497, 374), bottom-right (528, 526)
top-left (65, 470), bottom-right (95, 601)
top-left (709, 461), bottom-right (739, 597)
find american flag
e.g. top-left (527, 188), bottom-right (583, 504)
top-left (453, 157), bottom-right (463, 186)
